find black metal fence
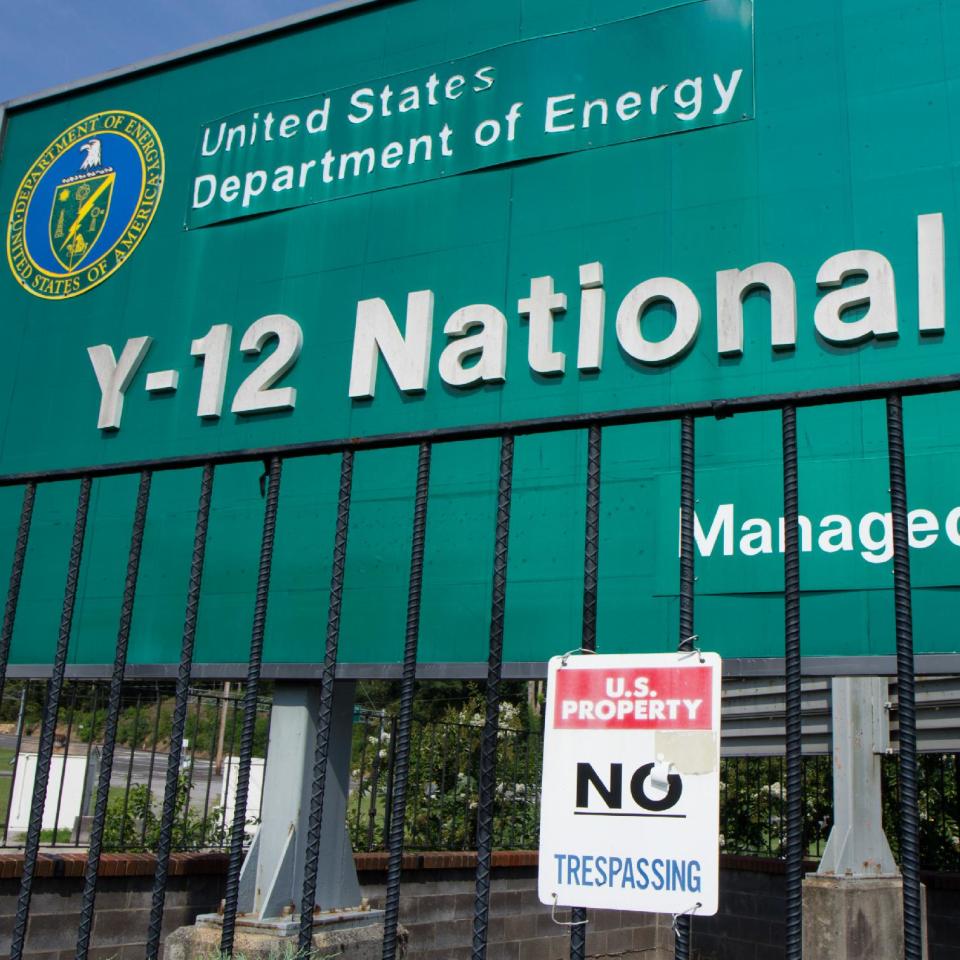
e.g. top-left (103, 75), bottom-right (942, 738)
top-left (347, 709), bottom-right (960, 870)
top-left (1, 687), bottom-right (957, 872)
top-left (719, 753), bottom-right (960, 868)
top-left (349, 707), bottom-right (543, 854)
top-left (0, 680), bottom-right (270, 852)
top-left (0, 373), bottom-right (957, 959)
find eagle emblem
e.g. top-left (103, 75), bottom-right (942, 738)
top-left (79, 139), bottom-right (102, 171)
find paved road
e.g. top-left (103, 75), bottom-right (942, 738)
top-left (0, 733), bottom-right (226, 805)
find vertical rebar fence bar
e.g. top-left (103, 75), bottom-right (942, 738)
top-left (146, 464), bottom-right (215, 960)
top-left (10, 478), bottom-right (91, 960)
top-left (298, 450), bottom-right (355, 954)
top-left (0, 485), bottom-right (36, 719)
top-left (76, 471), bottom-right (152, 960)
top-left (381, 442), bottom-right (432, 960)
top-left (471, 434), bottom-right (515, 960)
top-left (781, 405), bottom-right (802, 960)
top-left (570, 423), bottom-right (601, 960)
top-left (221, 456), bottom-right (283, 955)
top-left (674, 416), bottom-right (695, 960)
top-left (886, 395), bottom-right (922, 960)
top-left (0, 487), bottom-right (35, 848)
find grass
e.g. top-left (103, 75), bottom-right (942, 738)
top-left (38, 827), bottom-right (73, 843)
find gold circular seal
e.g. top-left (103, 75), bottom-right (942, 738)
top-left (5, 110), bottom-right (164, 300)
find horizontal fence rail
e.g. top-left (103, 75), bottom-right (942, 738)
top-left (0, 375), bottom-right (954, 958)
top-left (0, 373), bottom-right (956, 488)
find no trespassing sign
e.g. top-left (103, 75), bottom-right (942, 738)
top-left (538, 652), bottom-right (722, 916)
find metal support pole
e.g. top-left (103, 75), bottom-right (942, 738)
top-left (886, 395), bottom-right (922, 960)
top-left (216, 681), bottom-right (231, 776)
top-left (817, 677), bottom-right (896, 877)
top-left (237, 682), bottom-right (361, 923)
top-left (782, 405), bottom-right (802, 960)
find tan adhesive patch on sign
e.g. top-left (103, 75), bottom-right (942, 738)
top-left (654, 731), bottom-right (719, 775)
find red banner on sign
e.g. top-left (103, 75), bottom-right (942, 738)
top-left (553, 666), bottom-right (713, 730)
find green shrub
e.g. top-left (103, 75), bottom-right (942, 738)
top-left (100, 779), bottom-right (232, 852)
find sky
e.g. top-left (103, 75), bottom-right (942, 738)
top-left (0, 0), bottom-right (335, 104)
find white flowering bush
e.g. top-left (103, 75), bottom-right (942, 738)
top-left (349, 696), bottom-right (542, 852)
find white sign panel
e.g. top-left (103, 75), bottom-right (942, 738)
top-left (220, 755), bottom-right (265, 836)
top-left (538, 652), bottom-right (722, 916)
top-left (9, 753), bottom-right (91, 834)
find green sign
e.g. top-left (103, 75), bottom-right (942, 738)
top-left (0, 0), bottom-right (959, 672)
top-left (187, 0), bottom-right (753, 227)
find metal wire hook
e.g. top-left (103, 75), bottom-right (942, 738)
top-left (560, 647), bottom-right (597, 667)
top-left (550, 894), bottom-right (589, 927)
top-left (677, 635), bottom-right (705, 664)
top-left (672, 901), bottom-right (702, 934)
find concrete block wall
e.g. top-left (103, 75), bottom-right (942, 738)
top-left (689, 857), bottom-right (960, 960)
top-left (686, 857), bottom-right (790, 960)
top-left (0, 851), bottom-right (674, 960)
top-left (923, 875), bottom-right (960, 960)
top-left (0, 855), bottom-right (226, 960)
top-left (0, 876), bottom-right (224, 960)
top-left (0, 852), bottom-right (952, 959)
top-left (355, 852), bottom-right (673, 960)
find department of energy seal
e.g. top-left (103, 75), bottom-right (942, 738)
top-left (5, 110), bottom-right (164, 300)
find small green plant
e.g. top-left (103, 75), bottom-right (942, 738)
top-left (38, 827), bottom-right (73, 843)
top-left (100, 778), bottom-right (231, 852)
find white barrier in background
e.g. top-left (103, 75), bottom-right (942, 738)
top-left (8, 753), bottom-right (92, 834)
top-left (219, 755), bottom-right (265, 837)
